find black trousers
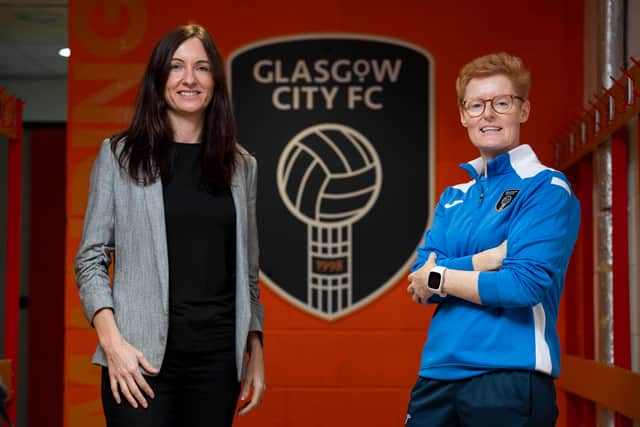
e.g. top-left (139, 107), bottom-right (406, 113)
top-left (405, 370), bottom-right (558, 426)
top-left (101, 348), bottom-right (240, 427)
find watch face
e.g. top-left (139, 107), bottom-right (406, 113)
top-left (427, 271), bottom-right (441, 290)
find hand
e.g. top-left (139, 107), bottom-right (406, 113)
top-left (407, 252), bottom-right (437, 304)
top-left (238, 342), bottom-right (265, 416)
top-left (104, 338), bottom-right (159, 408)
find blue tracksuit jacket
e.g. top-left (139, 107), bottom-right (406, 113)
top-left (413, 144), bottom-right (580, 380)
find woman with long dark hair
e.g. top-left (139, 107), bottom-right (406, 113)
top-left (75, 24), bottom-right (264, 426)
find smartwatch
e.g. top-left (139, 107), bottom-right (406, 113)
top-left (427, 266), bottom-right (447, 297)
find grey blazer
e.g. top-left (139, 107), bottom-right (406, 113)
top-left (74, 139), bottom-right (264, 380)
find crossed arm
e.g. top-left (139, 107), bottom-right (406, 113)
top-left (406, 240), bottom-right (507, 305)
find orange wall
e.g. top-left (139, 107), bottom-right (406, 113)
top-left (65, 1), bottom-right (584, 426)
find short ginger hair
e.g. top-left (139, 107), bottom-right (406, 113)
top-left (456, 52), bottom-right (531, 106)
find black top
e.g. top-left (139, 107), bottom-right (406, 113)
top-left (162, 142), bottom-right (236, 353)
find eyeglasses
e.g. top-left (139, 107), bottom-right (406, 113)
top-left (461, 94), bottom-right (525, 117)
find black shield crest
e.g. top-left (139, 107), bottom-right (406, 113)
top-left (228, 35), bottom-right (432, 320)
top-left (496, 189), bottom-right (520, 212)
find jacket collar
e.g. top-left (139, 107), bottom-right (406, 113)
top-left (460, 144), bottom-right (544, 179)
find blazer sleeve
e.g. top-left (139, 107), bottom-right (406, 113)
top-left (74, 139), bottom-right (116, 325)
top-left (246, 155), bottom-right (265, 335)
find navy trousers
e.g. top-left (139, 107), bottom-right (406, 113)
top-left (101, 348), bottom-right (240, 427)
top-left (405, 370), bottom-right (558, 426)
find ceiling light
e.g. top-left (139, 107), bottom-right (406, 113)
top-left (58, 48), bottom-right (70, 58)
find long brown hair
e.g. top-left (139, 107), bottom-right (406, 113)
top-left (111, 24), bottom-right (238, 190)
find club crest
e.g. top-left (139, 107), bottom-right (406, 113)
top-left (496, 189), bottom-right (520, 212)
top-left (228, 35), bottom-right (433, 320)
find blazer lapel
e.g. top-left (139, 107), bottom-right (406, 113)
top-left (144, 179), bottom-right (169, 314)
top-left (231, 164), bottom-right (250, 321)
top-left (231, 169), bottom-right (247, 250)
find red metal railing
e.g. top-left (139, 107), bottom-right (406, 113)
top-left (553, 57), bottom-right (639, 170)
top-left (553, 59), bottom-right (639, 426)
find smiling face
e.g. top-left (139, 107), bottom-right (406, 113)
top-left (164, 37), bottom-right (214, 123)
top-left (460, 74), bottom-right (530, 161)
